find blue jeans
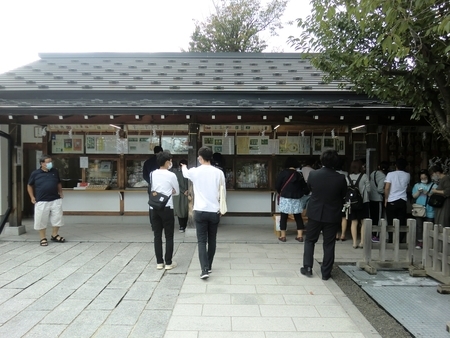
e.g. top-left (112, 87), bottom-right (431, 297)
top-left (151, 207), bottom-right (175, 265)
top-left (194, 211), bottom-right (220, 272)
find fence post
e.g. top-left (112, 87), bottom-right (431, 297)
top-left (363, 218), bottom-right (372, 265)
top-left (442, 227), bottom-right (449, 277)
top-left (407, 218), bottom-right (416, 264)
top-left (433, 224), bottom-right (440, 273)
top-left (379, 218), bottom-right (387, 261)
top-left (423, 222), bottom-right (433, 269)
top-left (393, 219), bottom-right (400, 261)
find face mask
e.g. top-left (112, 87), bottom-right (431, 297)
top-left (432, 174), bottom-right (439, 182)
top-left (45, 162), bottom-right (53, 170)
top-left (168, 162), bottom-right (173, 170)
top-left (421, 180), bottom-right (428, 184)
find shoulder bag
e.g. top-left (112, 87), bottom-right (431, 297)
top-left (428, 193), bottom-right (445, 208)
top-left (148, 172), bottom-right (170, 210)
top-left (412, 184), bottom-right (434, 217)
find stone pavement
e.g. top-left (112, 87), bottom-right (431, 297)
top-left (0, 220), bottom-right (380, 338)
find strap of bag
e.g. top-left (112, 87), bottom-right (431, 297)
top-left (348, 173), bottom-right (363, 188)
top-left (374, 171), bottom-right (378, 187)
top-left (424, 183), bottom-right (434, 206)
top-left (280, 172), bottom-right (295, 193)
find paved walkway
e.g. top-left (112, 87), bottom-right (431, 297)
top-left (0, 220), bottom-right (380, 337)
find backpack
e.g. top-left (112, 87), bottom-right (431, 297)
top-left (345, 173), bottom-right (364, 211)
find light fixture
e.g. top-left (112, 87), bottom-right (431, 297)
top-left (340, 116), bottom-right (344, 120)
top-left (59, 115), bottom-right (63, 120)
top-left (273, 124), bottom-right (280, 130)
top-left (262, 115), bottom-right (267, 120)
top-left (366, 115), bottom-right (370, 120)
top-left (351, 125), bottom-right (365, 131)
top-left (186, 115), bottom-right (190, 119)
top-left (288, 115), bottom-right (293, 120)
top-left (212, 115), bottom-right (215, 119)
top-left (391, 116), bottom-right (395, 120)
top-left (313, 115), bottom-right (319, 120)
top-left (8, 115), bottom-right (13, 120)
top-left (237, 115), bottom-right (241, 120)
top-left (33, 115), bottom-right (38, 120)
top-left (84, 115), bottom-right (89, 120)
top-left (161, 115), bottom-right (165, 119)
top-left (135, 115), bottom-right (139, 120)
top-left (109, 115), bottom-right (114, 119)
top-left (284, 117), bottom-right (290, 123)
top-left (109, 124), bottom-right (121, 129)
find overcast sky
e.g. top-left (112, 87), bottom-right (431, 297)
top-left (0, 0), bottom-right (310, 74)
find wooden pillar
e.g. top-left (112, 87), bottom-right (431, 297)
top-left (187, 122), bottom-right (200, 228)
top-left (8, 124), bottom-right (24, 230)
top-left (366, 123), bottom-right (379, 174)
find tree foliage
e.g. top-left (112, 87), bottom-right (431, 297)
top-left (289, 0), bottom-right (450, 141)
top-left (188, 0), bottom-right (288, 53)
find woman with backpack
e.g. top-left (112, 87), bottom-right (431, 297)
top-left (347, 160), bottom-right (371, 249)
top-left (275, 157), bottom-right (309, 242)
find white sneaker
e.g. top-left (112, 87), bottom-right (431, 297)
top-left (156, 263), bottom-right (165, 270)
top-left (165, 261), bottom-right (177, 270)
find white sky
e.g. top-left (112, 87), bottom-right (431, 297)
top-left (0, 0), bottom-right (311, 74)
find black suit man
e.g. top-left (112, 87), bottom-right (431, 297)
top-left (301, 150), bottom-right (347, 280)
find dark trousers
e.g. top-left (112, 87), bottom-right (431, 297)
top-left (151, 207), bottom-right (175, 265)
top-left (369, 200), bottom-right (385, 226)
top-left (280, 213), bottom-right (304, 230)
top-left (385, 199), bottom-right (407, 242)
top-left (194, 211), bottom-right (220, 272)
top-left (303, 218), bottom-right (339, 279)
top-left (178, 217), bottom-right (188, 229)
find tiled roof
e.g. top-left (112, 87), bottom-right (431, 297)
top-left (0, 52), bottom-right (350, 92)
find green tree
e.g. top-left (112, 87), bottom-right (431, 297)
top-left (188, 0), bottom-right (288, 53)
top-left (289, 0), bottom-right (450, 141)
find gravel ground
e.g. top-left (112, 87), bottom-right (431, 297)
top-left (331, 263), bottom-right (413, 338)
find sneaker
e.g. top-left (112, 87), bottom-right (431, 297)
top-left (156, 263), bottom-right (165, 270)
top-left (415, 241), bottom-right (423, 249)
top-left (165, 262), bottom-right (177, 270)
top-left (371, 236), bottom-right (380, 243)
top-left (200, 271), bottom-right (209, 279)
top-left (179, 228), bottom-right (185, 233)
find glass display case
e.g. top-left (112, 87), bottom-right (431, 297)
top-left (235, 158), bottom-right (269, 189)
top-left (86, 159), bottom-right (118, 188)
top-left (52, 157), bottom-right (82, 189)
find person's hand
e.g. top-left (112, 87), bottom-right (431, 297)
top-left (184, 190), bottom-right (189, 196)
top-left (59, 192), bottom-right (64, 199)
top-left (172, 188), bottom-right (176, 195)
top-left (31, 197), bottom-right (36, 204)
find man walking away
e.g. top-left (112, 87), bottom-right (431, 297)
top-left (181, 147), bottom-right (226, 279)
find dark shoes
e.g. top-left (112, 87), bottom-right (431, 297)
top-left (278, 237), bottom-right (286, 242)
top-left (295, 237), bottom-right (304, 242)
top-left (200, 271), bottom-right (209, 279)
top-left (322, 275), bottom-right (331, 281)
top-left (300, 266), bottom-right (312, 277)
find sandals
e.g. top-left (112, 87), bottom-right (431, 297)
top-left (278, 237), bottom-right (286, 242)
top-left (51, 235), bottom-right (65, 243)
top-left (40, 238), bottom-right (48, 246)
top-left (340, 236), bottom-right (347, 241)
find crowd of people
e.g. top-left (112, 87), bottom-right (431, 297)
top-left (27, 148), bottom-right (450, 281)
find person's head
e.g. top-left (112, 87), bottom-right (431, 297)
top-left (396, 158), bottom-right (407, 171)
top-left (350, 160), bottom-right (363, 174)
top-left (284, 156), bottom-right (299, 169)
top-left (320, 150), bottom-right (340, 169)
top-left (156, 150), bottom-right (172, 169)
top-left (379, 161), bottom-right (389, 173)
top-left (303, 157), bottom-right (314, 167)
top-left (335, 157), bottom-right (346, 171)
top-left (39, 155), bottom-right (53, 171)
top-left (153, 146), bottom-right (163, 155)
top-left (418, 169), bottom-right (432, 184)
top-left (198, 147), bottom-right (213, 164)
top-left (430, 165), bottom-right (444, 181)
top-left (212, 152), bottom-right (225, 167)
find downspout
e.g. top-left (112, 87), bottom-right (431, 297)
top-left (0, 130), bottom-right (13, 233)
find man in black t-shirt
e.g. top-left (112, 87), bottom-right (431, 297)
top-left (27, 155), bottom-right (65, 246)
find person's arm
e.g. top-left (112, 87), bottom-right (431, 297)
top-left (377, 174), bottom-right (385, 195)
top-left (181, 164), bottom-right (192, 180)
top-left (171, 174), bottom-right (180, 196)
top-left (384, 182), bottom-right (391, 206)
top-left (27, 184), bottom-right (36, 204)
top-left (58, 182), bottom-right (64, 199)
top-left (142, 160), bottom-right (150, 184)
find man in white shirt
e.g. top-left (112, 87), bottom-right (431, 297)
top-left (384, 158), bottom-right (410, 242)
top-left (149, 151), bottom-right (180, 270)
top-left (181, 147), bottom-right (226, 279)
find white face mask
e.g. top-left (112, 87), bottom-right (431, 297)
top-left (168, 162), bottom-right (173, 170)
top-left (45, 162), bottom-right (53, 170)
top-left (421, 180), bottom-right (428, 184)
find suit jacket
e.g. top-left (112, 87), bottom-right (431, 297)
top-left (307, 167), bottom-right (347, 223)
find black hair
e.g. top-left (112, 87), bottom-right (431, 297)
top-left (156, 150), bottom-right (172, 167)
top-left (350, 160), bottom-right (363, 174)
top-left (379, 161), bottom-right (389, 172)
top-left (153, 146), bottom-right (163, 154)
top-left (198, 147), bottom-right (213, 162)
top-left (430, 165), bottom-right (444, 174)
top-left (39, 155), bottom-right (51, 164)
top-left (320, 150), bottom-right (340, 169)
top-left (284, 156), bottom-right (299, 168)
top-left (179, 159), bottom-right (188, 166)
top-left (396, 158), bottom-right (407, 171)
top-left (418, 169), bottom-right (432, 183)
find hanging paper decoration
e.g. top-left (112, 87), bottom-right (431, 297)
top-left (68, 128), bottom-right (73, 139)
top-left (397, 128), bottom-right (402, 146)
top-left (331, 129), bottom-right (335, 138)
